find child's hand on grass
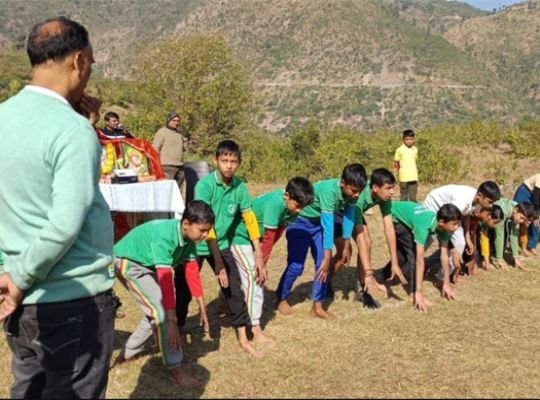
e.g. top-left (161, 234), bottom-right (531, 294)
top-left (442, 283), bottom-right (457, 301)
top-left (363, 274), bottom-right (388, 295)
top-left (390, 263), bottom-right (407, 285)
top-left (413, 292), bottom-right (432, 313)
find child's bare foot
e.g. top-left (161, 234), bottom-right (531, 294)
top-left (310, 303), bottom-right (336, 320)
top-left (109, 354), bottom-right (126, 370)
top-left (251, 325), bottom-right (275, 344)
top-left (276, 300), bottom-right (294, 315)
top-left (520, 248), bottom-right (534, 257)
top-left (450, 267), bottom-right (461, 284)
top-left (168, 366), bottom-right (201, 388)
top-left (238, 340), bottom-right (263, 358)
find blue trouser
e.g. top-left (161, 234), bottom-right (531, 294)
top-left (277, 216), bottom-right (328, 302)
top-left (513, 184), bottom-right (539, 249)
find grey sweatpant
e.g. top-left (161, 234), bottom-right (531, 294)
top-left (115, 258), bottom-right (182, 369)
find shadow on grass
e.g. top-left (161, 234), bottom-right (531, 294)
top-left (201, 285), bottom-right (278, 340)
top-left (113, 330), bottom-right (131, 351)
top-left (129, 355), bottom-right (210, 399)
top-left (270, 265), bottom-right (361, 313)
top-left (124, 318), bottom-right (216, 398)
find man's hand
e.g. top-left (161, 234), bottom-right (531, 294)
top-left (0, 273), bottom-right (23, 322)
top-left (77, 93), bottom-right (102, 126)
top-left (389, 262), bottom-right (407, 285)
top-left (255, 254), bottom-right (268, 285)
top-left (442, 283), bottom-right (457, 301)
top-left (413, 292), bottom-right (432, 313)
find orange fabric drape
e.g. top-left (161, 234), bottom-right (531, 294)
top-left (96, 129), bottom-right (165, 180)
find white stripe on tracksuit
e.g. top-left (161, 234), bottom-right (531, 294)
top-left (231, 244), bottom-right (264, 326)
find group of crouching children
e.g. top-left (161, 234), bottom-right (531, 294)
top-left (111, 139), bottom-right (539, 387)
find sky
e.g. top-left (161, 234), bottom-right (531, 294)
top-left (455, 0), bottom-right (525, 10)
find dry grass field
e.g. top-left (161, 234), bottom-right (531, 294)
top-left (2, 182), bottom-right (540, 398)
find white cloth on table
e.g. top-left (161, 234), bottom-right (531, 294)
top-left (99, 180), bottom-right (185, 217)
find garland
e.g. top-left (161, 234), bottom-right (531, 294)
top-left (101, 143), bottom-right (115, 175)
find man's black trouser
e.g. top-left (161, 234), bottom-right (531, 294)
top-left (381, 222), bottom-right (417, 292)
top-left (3, 290), bottom-right (117, 399)
top-left (175, 248), bottom-right (249, 327)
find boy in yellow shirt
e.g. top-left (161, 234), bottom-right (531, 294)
top-left (394, 129), bottom-right (418, 202)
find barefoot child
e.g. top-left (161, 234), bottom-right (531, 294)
top-left (176, 140), bottom-right (265, 356)
top-left (331, 168), bottom-right (404, 307)
top-left (230, 177), bottom-right (314, 342)
top-left (276, 164), bottom-right (366, 319)
top-left (479, 199), bottom-right (536, 270)
top-left (513, 174), bottom-right (540, 256)
top-left (428, 205), bottom-right (502, 280)
top-left (379, 202), bottom-right (462, 312)
top-left (112, 200), bottom-right (214, 387)
top-left (423, 181), bottom-right (501, 279)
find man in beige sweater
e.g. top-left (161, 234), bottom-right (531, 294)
top-left (153, 112), bottom-right (188, 193)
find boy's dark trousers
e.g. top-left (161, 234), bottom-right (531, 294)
top-left (399, 181), bottom-right (418, 202)
top-left (175, 248), bottom-right (249, 327)
top-left (3, 290), bottom-right (116, 399)
top-left (381, 222), bottom-right (417, 292)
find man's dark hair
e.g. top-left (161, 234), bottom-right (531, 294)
top-left (516, 201), bottom-right (536, 221)
top-left (402, 129), bottom-right (415, 138)
top-left (370, 168), bottom-right (396, 188)
top-left (216, 140), bottom-right (241, 159)
top-left (489, 204), bottom-right (504, 221)
top-left (27, 17), bottom-right (89, 67)
top-left (341, 163), bottom-right (367, 189)
top-left (104, 111), bottom-right (120, 121)
top-left (477, 181), bottom-right (501, 202)
top-left (182, 200), bottom-right (215, 225)
top-left (285, 177), bottom-right (314, 207)
top-left (437, 203), bottom-right (462, 223)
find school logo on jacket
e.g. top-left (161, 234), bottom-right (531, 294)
top-left (227, 204), bottom-right (238, 215)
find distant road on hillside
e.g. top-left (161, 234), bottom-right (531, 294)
top-left (254, 81), bottom-right (487, 89)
